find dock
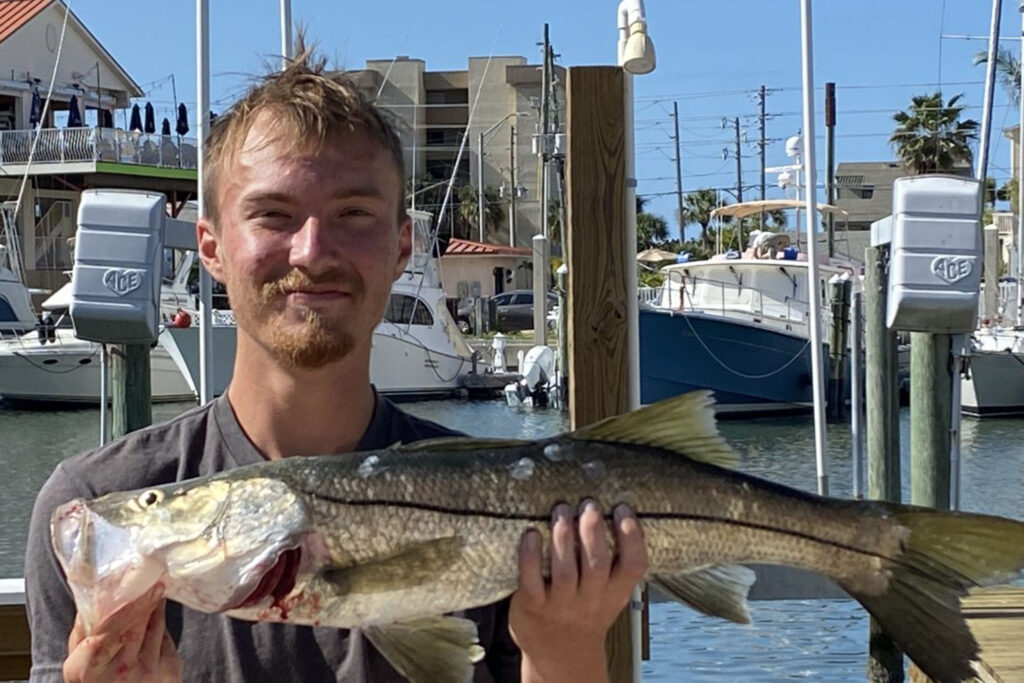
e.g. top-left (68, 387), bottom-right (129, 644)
top-left (962, 586), bottom-right (1024, 683)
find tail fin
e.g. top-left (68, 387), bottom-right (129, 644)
top-left (839, 507), bottom-right (1024, 683)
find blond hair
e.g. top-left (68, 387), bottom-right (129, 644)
top-left (202, 45), bottom-right (406, 221)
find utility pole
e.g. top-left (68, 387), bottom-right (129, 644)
top-left (759, 85), bottom-right (767, 230)
top-left (825, 82), bottom-right (836, 258)
top-left (734, 117), bottom-right (743, 203)
top-left (534, 24), bottom-right (552, 344)
top-left (478, 132), bottom-right (486, 243)
top-left (672, 101), bottom-right (684, 243)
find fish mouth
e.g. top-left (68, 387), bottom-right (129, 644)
top-left (235, 547), bottom-right (301, 609)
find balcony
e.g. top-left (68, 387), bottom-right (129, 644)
top-left (0, 127), bottom-right (198, 171)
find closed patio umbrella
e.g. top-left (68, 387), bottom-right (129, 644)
top-left (175, 102), bottom-right (189, 136)
top-left (66, 95), bottom-right (82, 127)
top-left (29, 89), bottom-right (42, 127)
top-left (144, 102), bottom-right (155, 134)
top-left (99, 109), bottom-right (113, 128)
top-left (129, 103), bottom-right (143, 132)
top-left (161, 118), bottom-right (171, 136)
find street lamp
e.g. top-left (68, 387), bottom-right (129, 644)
top-left (478, 112), bottom-right (520, 243)
top-left (616, 4), bottom-right (655, 683)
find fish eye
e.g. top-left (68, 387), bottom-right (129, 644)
top-left (138, 490), bottom-right (164, 508)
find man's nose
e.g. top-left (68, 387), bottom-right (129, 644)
top-left (289, 217), bottom-right (340, 270)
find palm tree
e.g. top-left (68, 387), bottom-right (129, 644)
top-left (457, 184), bottom-right (504, 241)
top-left (890, 92), bottom-right (979, 175)
top-left (974, 47), bottom-right (1021, 105)
top-left (678, 188), bottom-right (725, 250)
top-left (637, 212), bottom-right (669, 250)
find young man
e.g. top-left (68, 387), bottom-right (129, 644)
top-left (25, 51), bottom-right (647, 683)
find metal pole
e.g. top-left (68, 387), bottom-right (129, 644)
top-left (99, 343), bottom-right (108, 446)
top-left (825, 82), bottom-right (836, 258)
top-left (478, 132), bottom-right (485, 242)
top-left (851, 291), bottom-right (863, 498)
top-left (535, 27), bottom-right (552, 344)
top-left (976, 0), bottom-right (1002, 187)
top-left (950, 333), bottom-right (965, 510)
top-left (197, 0), bottom-right (214, 404)
top-left (1018, 0), bottom-right (1024, 327)
top-left (540, 24), bottom-right (550, 241)
top-left (280, 0), bottom-right (293, 68)
top-left (799, 0), bottom-right (830, 496)
top-left (510, 124), bottom-right (517, 247)
top-left (673, 101), bottom-right (684, 242)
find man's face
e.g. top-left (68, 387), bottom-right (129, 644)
top-left (198, 114), bottom-right (411, 369)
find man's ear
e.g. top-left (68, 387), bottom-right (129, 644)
top-left (197, 217), bottom-right (226, 283)
top-left (393, 214), bottom-right (413, 280)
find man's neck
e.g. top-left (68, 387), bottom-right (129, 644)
top-left (226, 335), bottom-right (376, 460)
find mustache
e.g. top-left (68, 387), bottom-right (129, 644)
top-left (259, 269), bottom-right (365, 300)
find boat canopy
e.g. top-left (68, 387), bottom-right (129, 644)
top-left (710, 199), bottom-right (849, 221)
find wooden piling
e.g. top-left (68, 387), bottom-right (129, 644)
top-left (111, 343), bottom-right (152, 439)
top-left (864, 245), bottom-right (904, 681)
top-left (827, 277), bottom-right (851, 421)
top-left (910, 332), bottom-right (952, 509)
top-left (565, 65), bottom-right (635, 683)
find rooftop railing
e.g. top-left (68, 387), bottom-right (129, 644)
top-left (0, 127), bottom-right (198, 170)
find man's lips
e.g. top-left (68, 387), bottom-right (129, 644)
top-left (284, 290), bottom-right (351, 303)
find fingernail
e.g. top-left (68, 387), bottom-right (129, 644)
top-left (614, 504), bottom-right (633, 523)
top-left (581, 499), bottom-right (600, 515)
top-left (524, 528), bottom-right (540, 550)
top-left (552, 503), bottom-right (570, 524)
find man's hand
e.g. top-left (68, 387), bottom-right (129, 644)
top-left (63, 584), bottom-right (182, 683)
top-left (510, 501), bottom-right (648, 683)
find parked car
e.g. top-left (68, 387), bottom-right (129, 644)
top-left (456, 290), bottom-right (559, 333)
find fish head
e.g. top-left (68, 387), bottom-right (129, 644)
top-left (51, 475), bottom-right (311, 632)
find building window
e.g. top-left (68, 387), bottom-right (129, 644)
top-left (385, 293), bottom-right (434, 326)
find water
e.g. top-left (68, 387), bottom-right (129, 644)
top-left (2, 398), bottom-right (1024, 680)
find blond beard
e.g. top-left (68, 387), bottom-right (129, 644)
top-left (231, 270), bottom-right (363, 369)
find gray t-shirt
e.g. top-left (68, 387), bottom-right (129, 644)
top-left (25, 393), bottom-right (521, 682)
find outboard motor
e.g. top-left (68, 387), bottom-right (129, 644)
top-left (505, 345), bottom-right (556, 408)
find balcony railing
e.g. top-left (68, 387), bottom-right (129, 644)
top-left (0, 127), bottom-right (198, 170)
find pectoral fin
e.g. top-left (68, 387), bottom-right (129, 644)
top-left (363, 615), bottom-right (485, 683)
top-left (322, 536), bottom-right (464, 595)
top-left (651, 564), bottom-right (756, 624)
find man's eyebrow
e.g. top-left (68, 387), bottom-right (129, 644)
top-left (327, 187), bottom-right (388, 201)
top-left (240, 191), bottom-right (295, 205)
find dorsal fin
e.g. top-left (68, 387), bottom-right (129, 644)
top-left (569, 391), bottom-right (737, 468)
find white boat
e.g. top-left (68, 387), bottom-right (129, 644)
top-left (0, 252), bottom-right (199, 405)
top-left (961, 325), bottom-right (1024, 417)
top-left (0, 244), bottom-right (38, 338)
top-left (163, 210), bottom-right (476, 400)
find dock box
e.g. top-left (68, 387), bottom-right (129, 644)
top-left (70, 190), bottom-right (165, 344)
top-left (885, 175), bottom-right (981, 333)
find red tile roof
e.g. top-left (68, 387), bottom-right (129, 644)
top-left (0, 0), bottom-right (52, 44)
top-left (444, 238), bottom-right (532, 256)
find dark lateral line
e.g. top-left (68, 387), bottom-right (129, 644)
top-left (303, 491), bottom-right (887, 561)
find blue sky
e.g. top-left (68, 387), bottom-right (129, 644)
top-left (74, 0), bottom-right (1024, 240)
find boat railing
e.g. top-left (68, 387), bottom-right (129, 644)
top-left (0, 127), bottom-right (199, 170)
top-left (655, 272), bottom-right (830, 331)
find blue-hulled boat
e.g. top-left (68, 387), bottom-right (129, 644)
top-left (639, 200), bottom-right (858, 416)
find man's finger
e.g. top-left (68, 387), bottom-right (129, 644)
top-left (106, 585), bottom-right (164, 668)
top-left (577, 499), bottom-right (612, 599)
top-left (159, 631), bottom-right (183, 681)
top-left (515, 528), bottom-right (546, 608)
top-left (548, 503), bottom-right (578, 604)
top-left (138, 599), bottom-right (167, 671)
top-left (67, 614), bottom-right (86, 652)
top-left (610, 505), bottom-right (648, 594)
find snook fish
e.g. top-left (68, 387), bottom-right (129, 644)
top-left (52, 392), bottom-right (1024, 683)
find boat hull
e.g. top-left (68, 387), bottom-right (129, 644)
top-left (0, 336), bottom-right (194, 405)
top-left (640, 308), bottom-right (823, 416)
top-left (961, 348), bottom-right (1024, 417)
